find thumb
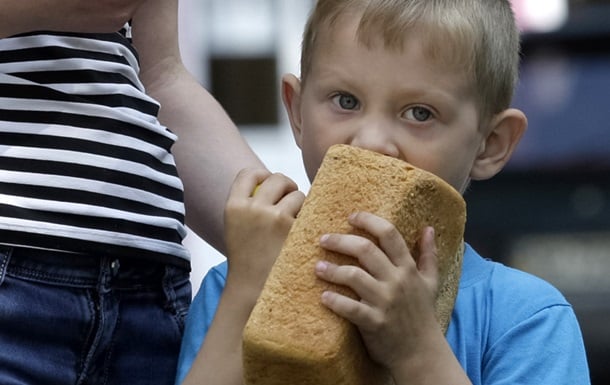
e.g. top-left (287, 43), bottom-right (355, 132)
top-left (417, 226), bottom-right (439, 284)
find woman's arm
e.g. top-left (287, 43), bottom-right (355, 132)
top-left (131, 0), bottom-right (265, 253)
top-left (1, 0), bottom-right (146, 37)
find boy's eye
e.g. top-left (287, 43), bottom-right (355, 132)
top-left (332, 93), bottom-right (359, 110)
top-left (404, 106), bottom-right (432, 122)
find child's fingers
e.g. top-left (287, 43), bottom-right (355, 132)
top-left (315, 259), bottom-right (381, 308)
top-left (416, 226), bottom-right (439, 283)
top-left (230, 168), bottom-right (271, 198)
top-left (276, 190), bottom-right (306, 218)
top-left (319, 290), bottom-right (375, 327)
top-left (315, 263), bottom-right (378, 327)
top-left (252, 172), bottom-right (300, 204)
top-left (347, 211), bottom-right (413, 268)
top-left (319, 232), bottom-right (393, 280)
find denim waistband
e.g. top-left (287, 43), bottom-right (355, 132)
top-left (0, 246), bottom-right (189, 289)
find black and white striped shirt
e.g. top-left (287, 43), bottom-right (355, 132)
top-left (0, 28), bottom-right (189, 266)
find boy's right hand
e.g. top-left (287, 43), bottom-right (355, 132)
top-left (183, 168), bottom-right (304, 385)
top-left (223, 168), bottom-right (305, 304)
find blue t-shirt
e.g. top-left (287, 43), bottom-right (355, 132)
top-left (175, 244), bottom-right (590, 384)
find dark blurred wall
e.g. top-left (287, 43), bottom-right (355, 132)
top-left (467, 2), bottom-right (610, 382)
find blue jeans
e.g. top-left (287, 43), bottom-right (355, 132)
top-left (0, 246), bottom-right (191, 385)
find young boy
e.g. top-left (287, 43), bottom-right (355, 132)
top-left (176, 1), bottom-right (590, 384)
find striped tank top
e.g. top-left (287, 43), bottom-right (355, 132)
top-left (0, 27), bottom-right (189, 266)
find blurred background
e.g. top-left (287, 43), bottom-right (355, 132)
top-left (177, 0), bottom-right (610, 382)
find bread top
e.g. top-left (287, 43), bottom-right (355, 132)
top-left (243, 144), bottom-right (466, 367)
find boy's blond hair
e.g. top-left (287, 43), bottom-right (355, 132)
top-left (300, 0), bottom-right (521, 123)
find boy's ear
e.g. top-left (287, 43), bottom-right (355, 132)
top-left (281, 73), bottom-right (304, 149)
top-left (470, 108), bottom-right (527, 181)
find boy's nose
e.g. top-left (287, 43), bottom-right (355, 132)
top-left (349, 123), bottom-right (400, 158)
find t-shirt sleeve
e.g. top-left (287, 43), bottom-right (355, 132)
top-left (483, 294), bottom-right (590, 384)
top-left (481, 268), bottom-right (590, 385)
top-left (174, 261), bottom-right (228, 385)
top-left (448, 247), bottom-right (590, 384)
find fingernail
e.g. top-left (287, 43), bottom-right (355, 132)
top-left (315, 261), bottom-right (328, 273)
top-left (320, 234), bottom-right (329, 243)
top-left (321, 291), bottom-right (331, 303)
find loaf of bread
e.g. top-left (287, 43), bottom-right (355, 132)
top-left (242, 144), bottom-right (466, 385)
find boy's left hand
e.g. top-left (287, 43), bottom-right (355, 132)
top-left (314, 212), bottom-right (442, 372)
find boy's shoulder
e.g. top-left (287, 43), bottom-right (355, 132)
top-left (449, 246), bottom-right (589, 384)
top-left (459, 244), bottom-right (571, 324)
top-left (463, 244), bottom-right (566, 296)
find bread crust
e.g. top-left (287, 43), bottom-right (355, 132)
top-left (243, 144), bottom-right (466, 385)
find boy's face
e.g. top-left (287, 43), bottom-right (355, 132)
top-left (283, 14), bottom-right (490, 194)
